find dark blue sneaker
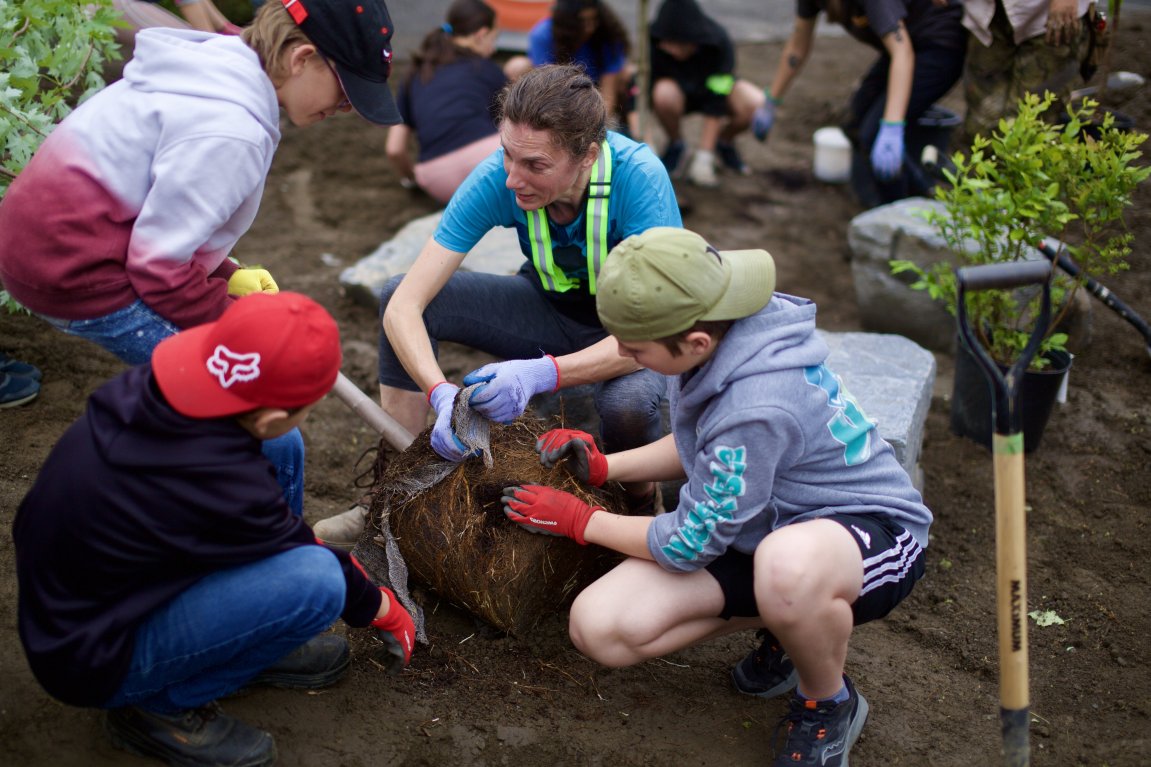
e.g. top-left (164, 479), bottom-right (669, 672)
top-left (717, 141), bottom-right (750, 175)
top-left (661, 139), bottom-right (687, 177)
top-left (772, 676), bottom-right (869, 766)
top-left (731, 630), bottom-right (798, 699)
top-left (0, 353), bottom-right (41, 381)
top-left (0, 373), bottom-right (39, 409)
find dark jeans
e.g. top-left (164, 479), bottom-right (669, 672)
top-left (844, 46), bottom-right (966, 208)
top-left (378, 271), bottom-right (668, 453)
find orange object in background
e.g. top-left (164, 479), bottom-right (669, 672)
top-left (487, 0), bottom-right (551, 33)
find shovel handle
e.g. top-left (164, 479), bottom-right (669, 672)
top-left (957, 260), bottom-right (1051, 291)
top-left (331, 373), bottom-right (415, 452)
top-left (955, 261), bottom-right (1053, 437)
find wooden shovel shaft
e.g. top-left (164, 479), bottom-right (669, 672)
top-left (994, 432), bottom-right (1030, 766)
top-left (331, 372), bottom-right (415, 452)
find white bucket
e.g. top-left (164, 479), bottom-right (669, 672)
top-left (812, 126), bottom-right (851, 184)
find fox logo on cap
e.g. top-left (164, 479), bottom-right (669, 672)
top-left (206, 346), bottom-right (261, 389)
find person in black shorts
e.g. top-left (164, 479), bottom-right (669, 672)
top-left (501, 227), bottom-right (932, 767)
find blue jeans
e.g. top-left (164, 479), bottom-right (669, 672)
top-left (103, 547), bottom-right (345, 714)
top-left (40, 300), bottom-right (306, 515)
top-left (377, 272), bottom-right (668, 452)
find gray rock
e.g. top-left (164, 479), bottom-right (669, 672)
top-left (819, 330), bottom-right (936, 492)
top-left (339, 212), bottom-right (525, 308)
top-left (848, 197), bottom-right (958, 352)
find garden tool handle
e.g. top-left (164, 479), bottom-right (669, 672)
top-left (954, 260), bottom-right (1053, 767)
top-left (955, 261), bottom-right (1053, 437)
top-left (957, 260), bottom-right (1051, 291)
top-left (331, 373), bottom-right (415, 453)
top-left (1035, 241), bottom-right (1151, 358)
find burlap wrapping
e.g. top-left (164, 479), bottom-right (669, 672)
top-left (352, 391), bottom-right (630, 638)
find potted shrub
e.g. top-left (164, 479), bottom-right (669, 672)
top-left (891, 91), bottom-right (1150, 449)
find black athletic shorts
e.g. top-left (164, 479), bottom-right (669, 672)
top-left (705, 514), bottom-right (926, 625)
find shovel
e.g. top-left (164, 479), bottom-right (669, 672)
top-left (956, 259), bottom-right (1052, 767)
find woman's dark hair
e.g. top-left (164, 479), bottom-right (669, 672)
top-left (551, 0), bottom-right (630, 76)
top-left (409, 0), bottom-right (496, 83)
top-left (498, 64), bottom-right (607, 159)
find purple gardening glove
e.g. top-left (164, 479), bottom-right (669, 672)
top-left (871, 120), bottom-right (906, 181)
top-left (428, 382), bottom-right (475, 462)
top-left (752, 97), bottom-right (778, 142)
top-left (463, 355), bottom-right (559, 423)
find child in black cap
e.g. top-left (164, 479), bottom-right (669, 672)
top-left (0, 0), bottom-right (402, 518)
top-left (13, 292), bottom-right (415, 766)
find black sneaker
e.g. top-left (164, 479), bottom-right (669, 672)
top-left (717, 141), bottom-right (750, 175)
top-left (731, 629), bottom-right (798, 699)
top-left (106, 702), bottom-right (276, 767)
top-left (772, 676), bottom-right (869, 766)
top-left (246, 634), bottom-right (350, 690)
top-left (661, 139), bottom-right (687, 176)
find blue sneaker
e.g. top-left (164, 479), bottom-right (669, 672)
top-left (772, 676), bottom-right (869, 766)
top-left (0, 373), bottom-right (39, 409)
top-left (0, 352), bottom-right (41, 381)
top-left (660, 139), bottom-right (687, 177)
top-left (731, 630), bottom-right (798, 699)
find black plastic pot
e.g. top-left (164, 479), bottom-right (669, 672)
top-left (950, 342), bottom-right (1072, 452)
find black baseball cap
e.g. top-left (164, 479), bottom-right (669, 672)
top-left (280, 0), bottom-right (401, 125)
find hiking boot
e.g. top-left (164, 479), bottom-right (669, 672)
top-left (246, 634), bottom-right (350, 690)
top-left (717, 140), bottom-right (750, 175)
top-left (772, 676), bottom-right (869, 766)
top-left (313, 504), bottom-right (367, 550)
top-left (0, 373), bottom-right (39, 409)
top-left (0, 353), bottom-right (42, 381)
top-left (106, 702), bottom-right (276, 767)
top-left (661, 139), bottom-right (687, 177)
top-left (732, 629), bottom-right (798, 699)
top-left (688, 150), bottom-right (719, 187)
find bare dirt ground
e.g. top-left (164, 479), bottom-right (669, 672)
top-left (3, 14), bottom-right (1151, 766)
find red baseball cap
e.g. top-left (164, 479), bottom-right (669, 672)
top-left (153, 292), bottom-right (342, 418)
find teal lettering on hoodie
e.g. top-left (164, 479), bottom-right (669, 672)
top-left (663, 445), bottom-right (747, 562)
top-left (804, 364), bottom-right (875, 466)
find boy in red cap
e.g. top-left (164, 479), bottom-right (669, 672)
top-left (12, 292), bottom-right (414, 767)
top-left (0, 0), bottom-right (402, 517)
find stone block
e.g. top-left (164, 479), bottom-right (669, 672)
top-left (848, 197), bottom-right (957, 352)
top-left (819, 330), bottom-right (935, 491)
top-left (339, 212), bottom-right (525, 308)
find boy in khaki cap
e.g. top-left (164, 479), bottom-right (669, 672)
top-left (501, 226), bottom-right (932, 766)
top-left (13, 292), bottom-right (414, 767)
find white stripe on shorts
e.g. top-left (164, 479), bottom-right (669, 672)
top-left (859, 528), bottom-right (923, 597)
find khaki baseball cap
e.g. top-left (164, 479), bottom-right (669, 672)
top-left (596, 227), bottom-right (776, 341)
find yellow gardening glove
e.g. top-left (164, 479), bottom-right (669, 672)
top-left (227, 268), bottom-right (279, 297)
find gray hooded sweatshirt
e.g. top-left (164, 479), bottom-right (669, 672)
top-left (649, 293), bottom-right (933, 572)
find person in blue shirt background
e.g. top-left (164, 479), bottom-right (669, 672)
top-left (505, 0), bottom-right (631, 126)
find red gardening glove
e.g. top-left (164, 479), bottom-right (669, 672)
top-left (535, 428), bottom-right (608, 486)
top-left (370, 586), bottom-right (414, 669)
top-left (501, 484), bottom-right (601, 545)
